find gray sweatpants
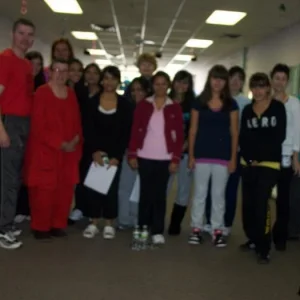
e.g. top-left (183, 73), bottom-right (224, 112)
top-left (191, 163), bottom-right (228, 230)
top-left (117, 156), bottom-right (138, 227)
top-left (0, 115), bottom-right (30, 230)
top-left (168, 154), bottom-right (193, 206)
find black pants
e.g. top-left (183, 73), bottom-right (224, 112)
top-left (273, 166), bottom-right (293, 246)
top-left (241, 166), bottom-right (279, 256)
top-left (16, 185), bottom-right (30, 216)
top-left (138, 158), bottom-right (170, 235)
top-left (0, 116), bottom-right (30, 229)
top-left (289, 175), bottom-right (300, 237)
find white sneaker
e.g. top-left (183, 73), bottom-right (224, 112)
top-left (0, 231), bottom-right (23, 250)
top-left (223, 227), bottom-right (231, 237)
top-left (152, 234), bottom-right (165, 245)
top-left (203, 224), bottom-right (212, 235)
top-left (14, 215), bottom-right (26, 224)
top-left (69, 209), bottom-right (83, 221)
top-left (83, 224), bottom-right (99, 238)
top-left (103, 226), bottom-right (116, 239)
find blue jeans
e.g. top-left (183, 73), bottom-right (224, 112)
top-left (205, 154), bottom-right (241, 227)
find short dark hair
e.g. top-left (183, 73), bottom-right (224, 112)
top-left (152, 71), bottom-right (171, 86)
top-left (101, 66), bottom-right (121, 82)
top-left (270, 63), bottom-right (290, 79)
top-left (50, 58), bottom-right (69, 70)
top-left (69, 58), bottom-right (84, 71)
top-left (249, 72), bottom-right (271, 88)
top-left (229, 66), bottom-right (245, 81)
top-left (12, 18), bottom-right (35, 32)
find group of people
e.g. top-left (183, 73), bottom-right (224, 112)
top-left (0, 18), bottom-right (299, 265)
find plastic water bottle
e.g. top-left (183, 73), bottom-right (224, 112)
top-left (131, 225), bottom-right (140, 251)
top-left (140, 225), bottom-right (149, 250)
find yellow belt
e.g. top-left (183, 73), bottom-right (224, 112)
top-left (240, 157), bottom-right (280, 170)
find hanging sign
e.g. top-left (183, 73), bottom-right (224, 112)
top-left (21, 0), bottom-right (28, 15)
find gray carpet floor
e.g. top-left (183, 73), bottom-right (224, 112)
top-left (1, 199), bottom-right (300, 300)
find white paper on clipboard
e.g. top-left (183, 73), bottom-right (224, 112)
top-left (84, 163), bottom-right (117, 195)
top-left (129, 175), bottom-right (140, 203)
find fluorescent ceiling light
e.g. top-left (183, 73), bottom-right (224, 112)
top-left (165, 64), bottom-right (184, 70)
top-left (174, 54), bottom-right (193, 61)
top-left (185, 39), bottom-right (213, 48)
top-left (95, 59), bottom-right (111, 65)
top-left (206, 10), bottom-right (247, 26)
top-left (87, 49), bottom-right (107, 55)
top-left (71, 31), bottom-right (98, 40)
top-left (144, 40), bottom-right (155, 45)
top-left (44, 0), bottom-right (83, 14)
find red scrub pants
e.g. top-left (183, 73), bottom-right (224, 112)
top-left (28, 184), bottom-right (74, 232)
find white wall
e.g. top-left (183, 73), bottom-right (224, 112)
top-left (0, 17), bottom-right (51, 64)
top-left (189, 21), bottom-right (300, 95)
top-left (246, 22), bottom-right (300, 76)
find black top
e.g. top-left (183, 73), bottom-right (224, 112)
top-left (239, 99), bottom-right (287, 164)
top-left (176, 96), bottom-right (194, 154)
top-left (192, 98), bottom-right (238, 161)
top-left (84, 93), bottom-right (133, 162)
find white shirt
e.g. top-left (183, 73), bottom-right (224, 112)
top-left (282, 96), bottom-right (300, 156)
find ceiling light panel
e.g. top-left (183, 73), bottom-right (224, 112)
top-left (185, 39), bottom-right (213, 48)
top-left (87, 49), bottom-right (107, 56)
top-left (44, 0), bottom-right (83, 14)
top-left (71, 31), bottom-right (98, 40)
top-left (206, 10), bottom-right (247, 26)
top-left (95, 59), bottom-right (111, 65)
top-left (174, 54), bottom-right (193, 61)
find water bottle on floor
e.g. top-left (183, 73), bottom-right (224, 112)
top-left (131, 225), bottom-right (140, 251)
top-left (140, 225), bottom-right (149, 250)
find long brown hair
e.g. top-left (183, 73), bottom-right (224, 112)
top-left (51, 38), bottom-right (74, 61)
top-left (198, 65), bottom-right (232, 110)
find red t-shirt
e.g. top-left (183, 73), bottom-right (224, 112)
top-left (0, 48), bottom-right (34, 116)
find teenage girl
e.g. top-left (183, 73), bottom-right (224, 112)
top-left (82, 66), bottom-right (132, 239)
top-left (167, 70), bottom-right (195, 235)
top-left (118, 77), bottom-right (149, 229)
top-left (188, 65), bottom-right (239, 247)
top-left (239, 73), bottom-right (286, 264)
top-left (69, 63), bottom-right (102, 223)
top-left (128, 71), bottom-right (184, 245)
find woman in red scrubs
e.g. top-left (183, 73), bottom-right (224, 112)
top-left (24, 59), bottom-right (82, 240)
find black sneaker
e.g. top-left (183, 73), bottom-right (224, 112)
top-left (188, 229), bottom-right (203, 245)
top-left (9, 224), bottom-right (22, 237)
top-left (257, 253), bottom-right (270, 264)
top-left (275, 242), bottom-right (286, 252)
top-left (0, 231), bottom-right (22, 249)
top-left (50, 228), bottom-right (67, 238)
top-left (213, 230), bottom-right (227, 247)
top-left (33, 230), bottom-right (51, 240)
top-left (240, 241), bottom-right (256, 252)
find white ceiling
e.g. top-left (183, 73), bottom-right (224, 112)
top-left (1, 0), bottom-right (300, 70)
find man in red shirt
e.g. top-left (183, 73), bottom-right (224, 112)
top-left (0, 18), bottom-right (35, 249)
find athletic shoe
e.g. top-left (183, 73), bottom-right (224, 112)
top-left (240, 240), bottom-right (256, 252)
top-left (257, 253), bottom-right (270, 264)
top-left (103, 226), bottom-right (116, 239)
top-left (0, 231), bottom-right (22, 250)
top-left (69, 209), bottom-right (83, 221)
top-left (213, 230), bottom-right (227, 247)
top-left (83, 224), bottom-right (99, 239)
top-left (152, 234), bottom-right (165, 245)
top-left (188, 228), bottom-right (203, 245)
